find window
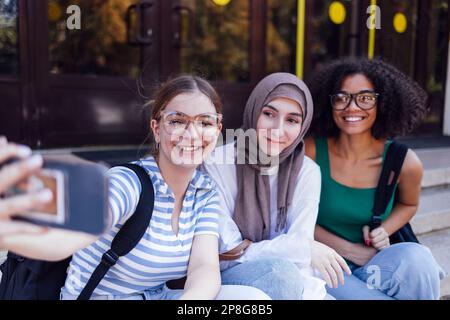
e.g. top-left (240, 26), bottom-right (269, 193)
top-left (376, 0), bottom-right (418, 78)
top-left (308, 0), bottom-right (355, 70)
top-left (0, 0), bottom-right (19, 75)
top-left (266, 0), bottom-right (297, 74)
top-left (48, 0), bottom-right (141, 78)
top-left (178, 0), bottom-right (250, 83)
top-left (421, 0), bottom-right (449, 133)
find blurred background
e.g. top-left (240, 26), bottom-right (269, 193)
top-left (1, 0), bottom-right (449, 149)
top-left (0, 0), bottom-right (449, 298)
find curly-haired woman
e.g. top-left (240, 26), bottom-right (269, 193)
top-left (304, 57), bottom-right (444, 300)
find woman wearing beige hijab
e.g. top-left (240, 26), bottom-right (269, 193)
top-left (204, 73), bottom-right (350, 299)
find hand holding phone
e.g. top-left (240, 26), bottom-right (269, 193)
top-left (0, 137), bottom-right (53, 236)
top-left (0, 138), bottom-right (52, 218)
top-left (1, 136), bottom-right (109, 235)
top-left (12, 154), bottom-right (109, 235)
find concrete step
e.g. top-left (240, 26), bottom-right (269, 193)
top-left (417, 228), bottom-right (450, 299)
top-left (416, 148), bottom-right (450, 189)
top-left (411, 188), bottom-right (450, 235)
top-left (422, 169), bottom-right (450, 189)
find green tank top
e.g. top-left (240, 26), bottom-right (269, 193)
top-left (315, 138), bottom-right (397, 244)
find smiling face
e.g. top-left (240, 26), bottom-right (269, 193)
top-left (150, 91), bottom-right (222, 168)
top-left (332, 73), bottom-right (377, 137)
top-left (256, 97), bottom-right (304, 157)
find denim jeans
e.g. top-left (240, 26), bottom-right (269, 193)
top-left (326, 242), bottom-right (445, 300)
top-left (60, 283), bottom-right (270, 300)
top-left (221, 258), bottom-right (305, 300)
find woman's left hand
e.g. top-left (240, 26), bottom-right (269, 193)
top-left (310, 240), bottom-right (352, 288)
top-left (363, 225), bottom-right (390, 250)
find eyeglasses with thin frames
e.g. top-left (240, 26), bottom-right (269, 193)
top-left (330, 91), bottom-right (379, 111)
top-left (158, 111), bottom-right (222, 135)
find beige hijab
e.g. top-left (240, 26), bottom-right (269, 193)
top-left (233, 73), bottom-right (313, 242)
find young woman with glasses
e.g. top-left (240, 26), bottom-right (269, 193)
top-left (304, 58), bottom-right (444, 299)
top-left (0, 75), bottom-right (270, 300)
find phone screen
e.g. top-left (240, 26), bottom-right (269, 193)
top-left (29, 172), bottom-right (58, 216)
top-left (10, 169), bottom-right (66, 223)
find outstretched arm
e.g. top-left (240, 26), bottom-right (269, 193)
top-left (0, 152), bottom-right (142, 261)
top-left (0, 138), bottom-right (95, 260)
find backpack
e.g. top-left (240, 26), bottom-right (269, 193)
top-left (370, 141), bottom-right (419, 244)
top-left (0, 163), bottom-right (155, 300)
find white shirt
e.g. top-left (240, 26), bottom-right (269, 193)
top-left (203, 142), bottom-right (327, 300)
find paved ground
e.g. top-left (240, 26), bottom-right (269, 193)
top-left (418, 229), bottom-right (450, 299)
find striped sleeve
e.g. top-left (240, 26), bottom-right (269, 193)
top-left (194, 189), bottom-right (220, 238)
top-left (107, 166), bottom-right (142, 227)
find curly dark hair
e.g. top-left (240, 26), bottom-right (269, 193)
top-left (306, 57), bottom-right (429, 139)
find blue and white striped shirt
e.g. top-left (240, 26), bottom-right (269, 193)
top-left (61, 156), bottom-right (220, 297)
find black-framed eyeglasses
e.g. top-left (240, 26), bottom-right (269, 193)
top-left (330, 91), bottom-right (379, 111)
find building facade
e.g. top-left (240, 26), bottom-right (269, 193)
top-left (0, 0), bottom-right (449, 149)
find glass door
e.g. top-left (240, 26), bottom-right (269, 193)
top-left (372, 0), bottom-right (448, 135)
top-left (34, 0), bottom-right (160, 148)
top-left (0, 0), bottom-right (22, 142)
top-left (169, 0), bottom-right (254, 130)
top-left (33, 0), bottom-right (258, 146)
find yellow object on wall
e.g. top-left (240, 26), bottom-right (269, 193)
top-left (368, 0), bottom-right (377, 59)
top-left (329, 1), bottom-right (346, 25)
top-left (48, 0), bottom-right (62, 22)
top-left (296, 0), bottom-right (306, 79)
top-left (212, 0), bottom-right (231, 6)
top-left (393, 13), bottom-right (407, 33)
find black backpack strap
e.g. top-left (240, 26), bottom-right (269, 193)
top-left (77, 163), bottom-right (154, 300)
top-left (370, 141), bottom-right (409, 231)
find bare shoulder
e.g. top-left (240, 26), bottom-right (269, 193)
top-left (400, 148), bottom-right (423, 182)
top-left (304, 137), bottom-right (316, 162)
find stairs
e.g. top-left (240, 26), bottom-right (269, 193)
top-left (412, 148), bottom-right (450, 299)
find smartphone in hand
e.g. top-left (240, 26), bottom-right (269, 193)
top-left (7, 154), bottom-right (109, 235)
top-left (17, 168), bottom-right (66, 224)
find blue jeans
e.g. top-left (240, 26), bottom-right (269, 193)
top-left (221, 258), bottom-right (304, 300)
top-left (326, 243), bottom-right (444, 300)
